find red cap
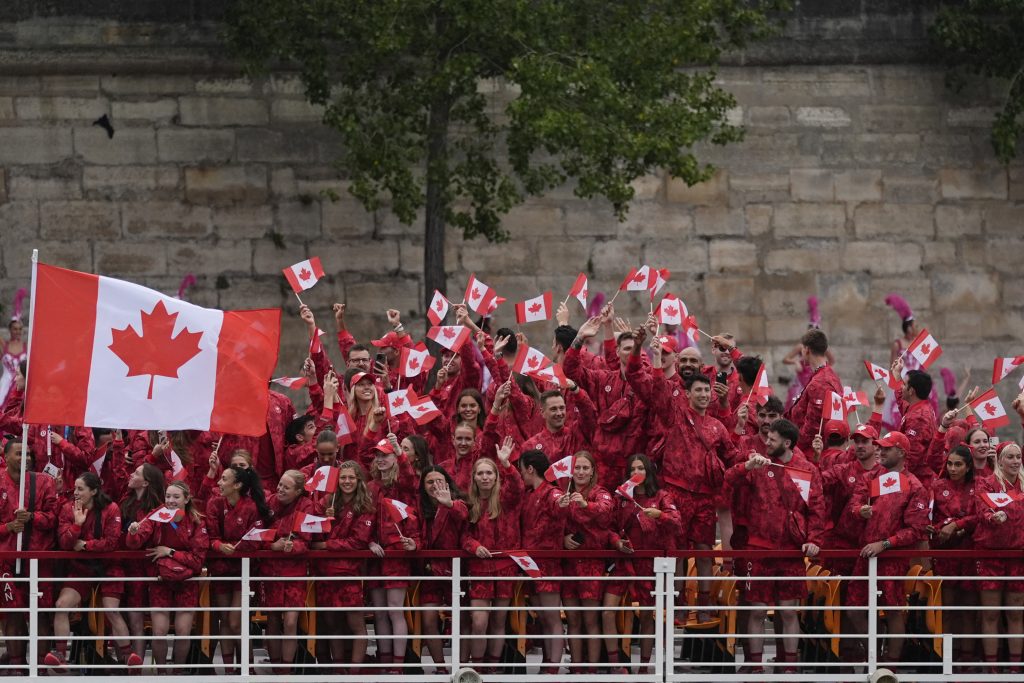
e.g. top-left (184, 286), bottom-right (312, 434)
top-left (371, 331), bottom-right (412, 349)
top-left (373, 438), bottom-right (395, 455)
top-left (348, 371), bottom-right (372, 388)
top-left (823, 419), bottom-right (850, 441)
top-left (658, 336), bottom-right (680, 353)
top-left (851, 423), bottom-right (878, 440)
top-left (874, 431), bottom-right (910, 452)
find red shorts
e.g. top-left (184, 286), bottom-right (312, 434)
top-left (974, 558), bottom-right (1024, 593)
top-left (365, 559), bottom-right (411, 590)
top-left (847, 558), bottom-right (908, 607)
top-left (528, 559), bottom-right (563, 596)
top-left (208, 559), bottom-right (242, 597)
top-left (743, 557), bottom-right (806, 605)
top-left (317, 580), bottom-right (364, 608)
top-left (262, 578), bottom-right (308, 608)
top-left (667, 486), bottom-right (716, 547)
top-left (150, 580), bottom-right (199, 609)
top-left (605, 578), bottom-right (657, 606)
top-left (933, 557), bottom-right (975, 592)
top-left (64, 579), bottom-right (124, 601)
top-left (561, 558), bottom-right (605, 602)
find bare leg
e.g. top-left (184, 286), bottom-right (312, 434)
top-left (150, 611), bottom-right (170, 673)
top-left (533, 592), bottom-right (564, 670)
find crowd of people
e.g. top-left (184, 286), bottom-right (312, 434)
top-left (0, 287), bottom-right (1022, 677)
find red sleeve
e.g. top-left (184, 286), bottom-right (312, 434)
top-left (87, 505), bottom-right (123, 553)
top-left (174, 519), bottom-right (209, 573)
top-left (325, 512), bottom-right (373, 551)
top-left (458, 340), bottom-right (482, 392)
top-left (888, 484), bottom-right (930, 548)
top-left (569, 386), bottom-right (597, 439)
top-left (56, 501), bottom-right (79, 550)
top-left (337, 330), bottom-right (356, 365)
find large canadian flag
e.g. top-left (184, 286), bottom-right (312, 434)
top-left (905, 328), bottom-right (942, 369)
top-left (969, 388), bottom-right (1010, 430)
top-left (25, 264), bottom-right (280, 436)
top-left (655, 293), bottom-right (687, 326)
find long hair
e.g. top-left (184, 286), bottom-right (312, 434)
top-left (994, 443), bottom-right (1024, 493)
top-left (468, 457), bottom-right (502, 523)
top-left (454, 389), bottom-right (486, 429)
top-left (77, 472), bottom-right (113, 512)
top-left (168, 480), bottom-right (203, 523)
top-left (335, 460), bottom-right (374, 516)
top-left (120, 463), bottom-right (166, 523)
top-left (230, 465), bottom-right (272, 523)
top-left (345, 369), bottom-right (382, 435)
top-left (939, 445), bottom-right (975, 483)
top-left (573, 451), bottom-right (598, 493)
top-left (371, 450), bottom-right (399, 488)
top-left (404, 435), bottom-right (432, 474)
top-left (419, 465), bottom-right (465, 522)
top-left (625, 453), bottom-right (660, 498)
top-left (167, 430), bottom-right (198, 466)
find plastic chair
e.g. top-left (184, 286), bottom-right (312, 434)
top-left (406, 581), bottom-right (422, 658)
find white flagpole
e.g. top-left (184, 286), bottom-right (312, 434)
top-left (15, 249), bottom-right (39, 573)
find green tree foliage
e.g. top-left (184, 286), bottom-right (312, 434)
top-left (931, 0), bottom-right (1024, 163)
top-left (224, 0), bottom-right (784, 302)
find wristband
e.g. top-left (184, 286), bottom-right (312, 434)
top-left (880, 539), bottom-right (891, 551)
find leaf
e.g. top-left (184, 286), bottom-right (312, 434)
top-left (528, 302), bottom-right (542, 313)
top-left (108, 301), bottom-right (203, 400)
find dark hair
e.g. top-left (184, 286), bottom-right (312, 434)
top-left (684, 374), bottom-right (711, 390)
top-left (626, 453), bottom-right (660, 498)
top-left (4, 439), bottom-right (22, 456)
top-left (759, 395), bottom-right (784, 415)
top-left (944, 445), bottom-right (975, 483)
top-left (495, 327), bottom-right (517, 357)
top-left (515, 374), bottom-right (542, 403)
top-left (455, 389), bottom-right (486, 429)
top-left (120, 463), bottom-right (166, 524)
top-left (539, 389), bottom-right (563, 407)
top-left (285, 415), bottom-right (315, 445)
top-left (735, 355), bottom-right (763, 386)
top-left (316, 430), bottom-right (339, 446)
top-left (946, 395), bottom-right (960, 411)
top-left (615, 331), bottom-right (636, 347)
top-left (901, 319), bottom-right (915, 335)
top-left (91, 427), bottom-right (113, 442)
top-left (553, 325), bottom-right (578, 353)
top-left (77, 472), bottom-right (113, 512)
top-left (519, 449), bottom-right (549, 476)
top-left (229, 465), bottom-right (273, 522)
top-left (769, 418), bottom-right (800, 451)
top-left (418, 465), bottom-right (465, 522)
top-left (403, 434), bottom-right (432, 473)
top-left (348, 343), bottom-right (370, 358)
top-left (905, 370), bottom-right (933, 401)
top-left (801, 329), bottom-right (828, 355)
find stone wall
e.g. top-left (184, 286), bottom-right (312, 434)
top-left (1, 5), bottom-right (1022, 416)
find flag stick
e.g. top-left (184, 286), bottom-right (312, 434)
top-left (561, 292), bottom-right (571, 306)
top-left (394, 523), bottom-right (409, 541)
top-left (695, 327), bottom-right (715, 341)
top-left (854, 406), bottom-right (862, 423)
top-left (15, 249), bottom-right (38, 574)
top-left (608, 289), bottom-right (621, 305)
top-left (818, 416), bottom-right (824, 436)
top-left (294, 291), bottom-right (305, 307)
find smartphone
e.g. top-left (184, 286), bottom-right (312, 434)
top-left (375, 352), bottom-right (387, 368)
top-left (989, 436), bottom-right (999, 448)
top-left (571, 531), bottom-right (585, 545)
top-left (717, 371), bottom-right (728, 385)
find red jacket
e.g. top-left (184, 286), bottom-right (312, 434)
top-left (368, 455), bottom-right (420, 549)
top-left (57, 500), bottom-right (123, 581)
top-left (820, 458), bottom-right (883, 548)
top-left (899, 398), bottom-right (938, 485)
top-left (462, 460), bottom-right (524, 562)
top-left (564, 484), bottom-right (614, 550)
top-left (787, 364), bottom-right (843, 454)
top-left (849, 469), bottom-right (930, 549)
top-left (255, 391), bottom-right (296, 485)
top-left (429, 341), bottom-right (483, 418)
top-left (973, 475), bottom-right (1024, 550)
top-left (205, 495), bottom-right (266, 574)
top-left (520, 388), bottom-right (598, 459)
top-left (609, 489), bottom-right (680, 552)
top-left (258, 495), bottom-right (313, 577)
top-left (316, 499), bottom-right (374, 576)
top-left (520, 482), bottom-right (568, 551)
top-left (125, 512), bottom-right (209, 577)
top-left (929, 476), bottom-right (979, 549)
top-left (0, 468), bottom-right (58, 551)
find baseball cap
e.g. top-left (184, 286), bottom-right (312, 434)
top-left (373, 438), bottom-right (396, 455)
top-left (371, 331), bottom-right (412, 349)
top-left (658, 336), bottom-right (680, 353)
top-left (874, 431), bottom-right (910, 451)
top-left (348, 371), bottom-right (372, 388)
top-left (823, 419), bottom-right (850, 441)
top-left (851, 424), bottom-right (878, 440)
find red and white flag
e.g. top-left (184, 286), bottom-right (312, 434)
top-left (981, 491), bottom-right (1019, 510)
top-left (25, 263), bottom-right (280, 437)
top-left (427, 325), bottom-right (471, 352)
top-left (527, 362), bottom-right (569, 388)
top-left (512, 345), bottom-right (552, 376)
top-left (681, 315), bottom-right (700, 346)
top-left (620, 265), bottom-right (652, 292)
top-left (168, 449), bottom-right (188, 482)
top-left (508, 551), bottom-right (543, 578)
top-left (826, 391), bottom-right (846, 421)
top-left (148, 506), bottom-right (185, 524)
top-left (992, 356), bottom-right (1024, 385)
top-left (486, 295), bottom-right (506, 315)
top-left (568, 273), bottom-right (588, 310)
top-left (751, 364), bottom-right (772, 406)
top-left (615, 473), bottom-right (645, 500)
top-left (870, 472), bottom-right (908, 498)
top-left (464, 273), bottom-right (497, 315)
top-left (398, 342), bottom-right (435, 378)
top-left (515, 291), bottom-right (553, 324)
top-left (282, 257), bottom-right (326, 293)
top-left (655, 293), bottom-right (687, 326)
top-left (384, 497), bottom-right (413, 524)
top-left (90, 443), bottom-right (109, 476)
top-left (241, 526), bottom-right (276, 542)
top-left (427, 290), bottom-right (449, 326)
top-left (409, 392), bottom-right (442, 426)
top-left (386, 389), bottom-right (412, 418)
top-left (786, 467), bottom-right (812, 504)
top-left (970, 388), bottom-right (1010, 430)
top-left (649, 268), bottom-right (670, 300)
top-left (305, 465), bottom-right (339, 493)
top-left (335, 404), bottom-right (357, 447)
top-left (293, 512), bottom-right (332, 534)
top-left (864, 360), bottom-right (900, 390)
top-left (271, 376), bottom-right (308, 390)
top-left (843, 386), bottom-right (868, 411)
top-left (545, 454), bottom-right (576, 489)
top-left (905, 328), bottom-right (942, 369)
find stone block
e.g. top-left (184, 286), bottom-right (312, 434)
top-left (0, 202), bottom-right (40, 247)
top-left (274, 201), bottom-right (322, 237)
top-left (923, 241), bottom-right (956, 266)
top-left (327, 240), bottom-right (401, 273)
top-left (694, 206), bottom-right (745, 236)
top-left (705, 277), bottom-right (756, 313)
top-left (729, 172), bottom-right (789, 203)
top-left (212, 206), bottom-right (274, 240)
top-left (773, 203), bottom-right (846, 237)
top-left (82, 166), bottom-right (180, 198)
top-left (765, 316), bottom-right (810, 343)
top-left (157, 129), bottom-right (235, 163)
top-left (763, 243), bottom-right (839, 273)
top-left (946, 107), bottom-right (997, 128)
top-left (15, 96), bottom-right (107, 120)
top-left (73, 126), bottom-right (157, 165)
top-left (758, 274), bottom-right (816, 315)
top-left (933, 272), bottom-right (999, 308)
top-left (346, 277), bottom-right (421, 315)
top-left (122, 202), bottom-right (213, 238)
top-left (269, 76), bottom-right (305, 96)
top-left (111, 99), bottom-right (178, 122)
top-left (1010, 167), bottom-right (1024, 202)
top-left (271, 99), bottom-right (325, 123)
top-left (935, 205), bottom-right (982, 238)
top-left (1003, 277), bottom-right (1024, 304)
top-left (0, 169), bottom-right (5, 203)
top-left (983, 203), bottom-right (1023, 235)
top-left (860, 105), bottom-right (941, 133)
top-left (216, 278), bottom-right (289, 314)
top-left (39, 76), bottom-right (100, 95)
top-left (7, 165), bottom-right (81, 200)
top-left (790, 169), bottom-right (834, 201)
top-left (0, 128), bottom-right (73, 164)
top-left (869, 278), bottom-right (932, 314)
top-left (986, 239), bottom-right (1024, 273)
top-left (853, 204), bottom-right (934, 239)
top-left (745, 204), bottom-right (773, 235)
top-left (178, 97), bottom-right (269, 126)
top-left (705, 313), bottom-right (765, 345)
top-left (666, 169), bottom-right (728, 206)
top-left (939, 168), bottom-right (1007, 200)
top-left (590, 241), bottom-right (641, 279)
top-left (184, 166), bottom-right (268, 205)
top-left (0, 77), bottom-right (40, 96)
top-left (643, 240), bottom-right (709, 274)
top-left (5, 240), bottom-right (91, 279)
top-left (252, 241), bottom-right (308, 276)
top-left (881, 173), bottom-right (939, 204)
top-left (321, 198), bottom-right (376, 239)
top-left (0, 97), bottom-right (14, 120)
top-left (236, 127), bottom-right (321, 163)
top-left (167, 240), bottom-right (253, 276)
top-left (530, 239), bottom-right (589, 274)
top-left (630, 174), bottom-right (663, 201)
top-left (564, 203), bottom-right (624, 236)
top-left (195, 78), bottom-right (259, 95)
top-left (794, 107), bottom-right (851, 128)
top-left (835, 170), bottom-right (882, 202)
top-left (709, 240), bottom-right (758, 273)
top-left (746, 106), bottom-right (791, 128)
top-left (620, 202), bottom-right (693, 238)
top-left (843, 241), bottom-right (922, 274)
top-left (100, 75), bottom-right (195, 96)
top-left (40, 201), bottom-right (120, 240)
top-left (95, 242), bottom-right (167, 276)
top-left (821, 133), bottom-right (920, 165)
top-left (500, 204), bottom-right (565, 237)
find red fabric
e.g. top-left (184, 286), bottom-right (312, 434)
top-left (973, 474), bottom-right (1024, 550)
top-left (820, 459), bottom-right (883, 549)
top-left (0, 468), bottom-right (59, 551)
top-left (462, 461), bottom-right (524, 585)
top-left (849, 469), bottom-right (930, 549)
top-left (520, 388), bottom-right (597, 459)
top-left (786, 364), bottom-right (843, 454)
top-left (56, 500), bottom-right (125, 595)
top-left (257, 495), bottom-right (313, 579)
top-left (899, 398), bottom-right (938, 485)
top-left (205, 495), bottom-right (266, 577)
top-left (607, 489), bottom-right (679, 604)
top-left (420, 500), bottom-right (469, 603)
top-left (256, 391), bottom-right (296, 485)
top-left (316, 499), bottom-right (374, 577)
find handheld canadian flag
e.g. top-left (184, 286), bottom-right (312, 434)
top-left (305, 465), bottom-right (339, 493)
top-left (981, 491), bottom-right (1019, 510)
top-left (786, 467), bottom-right (813, 504)
top-left (649, 268), bottom-right (670, 300)
top-left (568, 273), bottom-right (588, 310)
top-left (427, 325), bottom-right (471, 353)
top-left (969, 388), bottom-right (1010, 429)
top-left (90, 443), bottom-right (109, 476)
top-left (148, 506), bottom-right (185, 524)
top-left (241, 526), bottom-right (276, 542)
top-left (427, 290), bottom-right (449, 326)
top-left (515, 291), bottom-right (553, 324)
top-left (486, 295), bottom-right (506, 315)
top-left (384, 498), bottom-right (413, 524)
top-left (398, 343), bottom-right (435, 378)
top-left (826, 391), bottom-right (846, 421)
top-left (464, 273), bottom-right (497, 315)
top-left (751, 364), bottom-right (772, 406)
top-left (168, 450), bottom-right (188, 482)
top-left (843, 386), bottom-right (869, 411)
top-left (545, 454), bottom-right (576, 490)
top-left (508, 551), bottom-right (543, 578)
top-left (293, 512), bottom-right (332, 534)
top-left (25, 264), bottom-right (281, 437)
top-left (386, 389), bottom-right (412, 418)
top-left (335, 404), bottom-right (357, 447)
top-left (512, 345), bottom-right (553, 376)
top-left (620, 265), bottom-right (652, 292)
top-left (864, 360), bottom-right (900, 390)
top-left (528, 362), bottom-right (569, 388)
top-left (615, 473), bottom-right (646, 501)
top-left (409, 392), bottom-right (442, 426)
top-left (655, 293), bottom-right (687, 326)
top-left (992, 356), bottom-right (1024, 385)
top-left (870, 471), bottom-right (908, 498)
top-left (681, 315), bottom-right (700, 346)
top-left (282, 257), bottom-right (326, 293)
top-left (271, 376), bottom-right (308, 390)
top-left (905, 328), bottom-right (943, 370)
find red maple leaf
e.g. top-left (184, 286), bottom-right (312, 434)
top-left (442, 328), bottom-right (455, 339)
top-left (875, 368), bottom-right (885, 377)
top-left (415, 404), bottom-right (429, 413)
top-left (664, 305), bottom-right (677, 317)
top-left (471, 287), bottom-right (481, 299)
top-left (528, 302), bottom-right (542, 314)
top-left (108, 301), bottom-right (203, 400)
top-left (408, 358), bottom-right (420, 369)
top-left (882, 476), bottom-right (896, 488)
top-left (298, 267), bottom-right (312, 281)
top-left (527, 356), bottom-right (540, 369)
top-left (435, 300), bottom-right (444, 311)
top-left (632, 271), bottom-right (646, 284)
top-left (157, 510), bottom-right (172, 521)
top-left (555, 461), bottom-right (568, 473)
top-left (308, 470), bottom-right (324, 487)
top-left (832, 398), bottom-right (842, 413)
top-left (580, 288), bottom-right (587, 298)
top-left (920, 343), bottom-right (931, 355)
top-left (391, 396), bottom-right (405, 409)
top-left (994, 495), bottom-right (1010, 505)
top-left (984, 402), bottom-right (997, 416)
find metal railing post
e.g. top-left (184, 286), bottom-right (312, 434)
top-left (867, 555), bottom-right (878, 672)
top-left (942, 632), bottom-right (953, 676)
top-left (28, 558), bottom-right (38, 678)
top-left (241, 558), bottom-right (251, 677)
top-left (451, 556), bottom-right (462, 673)
top-left (655, 556), bottom-right (674, 682)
